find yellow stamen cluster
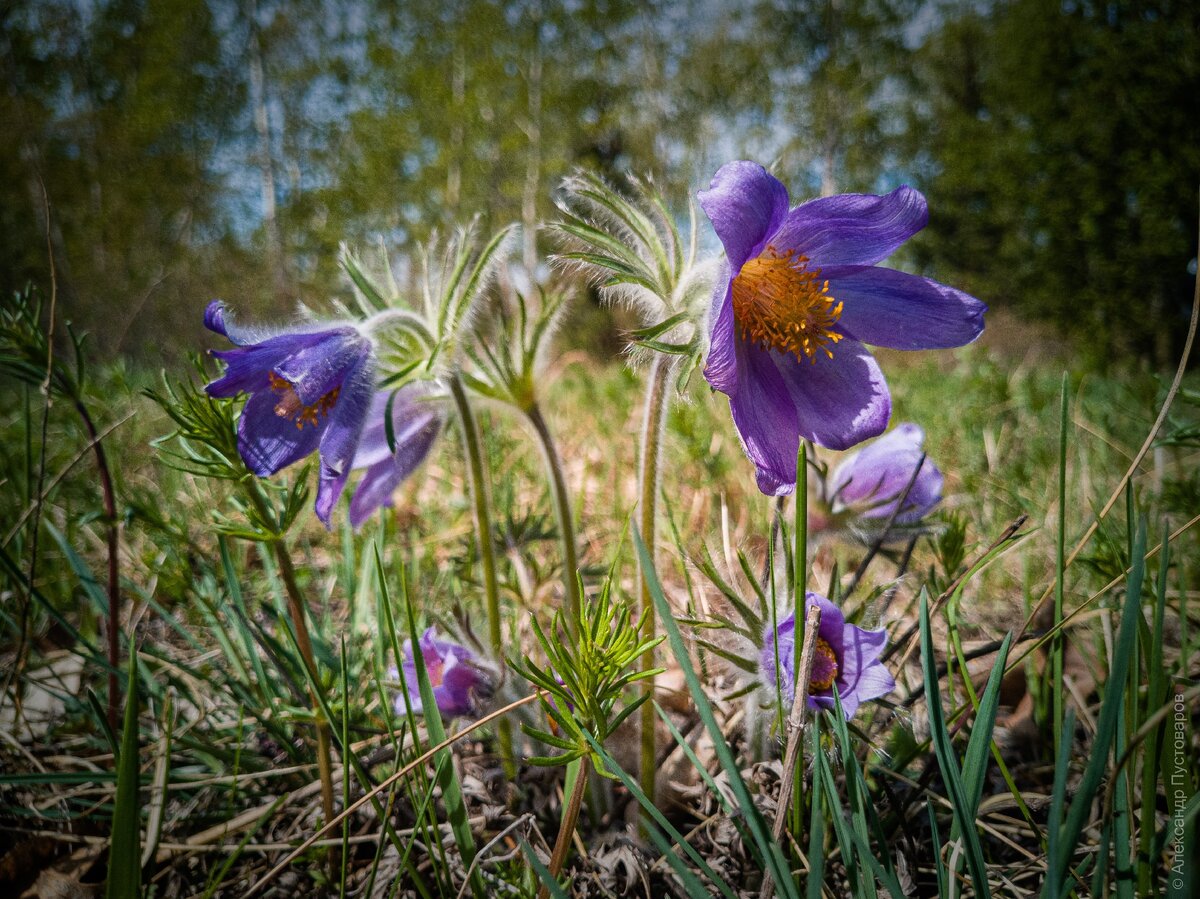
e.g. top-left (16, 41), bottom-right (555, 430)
top-left (732, 246), bottom-right (844, 362)
top-left (808, 637), bottom-right (839, 692)
top-left (269, 371), bottom-right (340, 430)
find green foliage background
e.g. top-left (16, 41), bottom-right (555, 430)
top-left (2, 0), bottom-right (1196, 362)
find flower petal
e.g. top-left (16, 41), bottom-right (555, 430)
top-left (772, 186), bottom-right (928, 267)
top-left (698, 161), bottom-right (790, 271)
top-left (203, 300), bottom-right (292, 346)
top-left (437, 662), bottom-right (484, 718)
top-left (273, 330), bottom-right (370, 405)
top-left (353, 386), bottom-right (443, 470)
top-left (772, 337), bottom-right (891, 453)
top-left (316, 355), bottom-right (374, 482)
top-left (824, 266), bottom-right (987, 350)
top-left (347, 460), bottom-right (399, 528)
top-left (727, 342), bottom-right (801, 495)
top-left (830, 422), bottom-right (943, 522)
top-left (205, 333), bottom-right (326, 398)
top-left (314, 465), bottom-right (349, 528)
top-left (236, 388), bottom-right (325, 476)
top-left (703, 272), bottom-right (739, 394)
top-left (727, 338), bottom-right (892, 494)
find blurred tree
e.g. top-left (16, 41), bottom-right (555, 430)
top-left (909, 0), bottom-right (1199, 363)
top-left (753, 0), bottom-right (921, 197)
top-left (0, 0), bottom-right (245, 357)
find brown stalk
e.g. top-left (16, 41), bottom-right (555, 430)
top-left (538, 756), bottom-right (591, 899)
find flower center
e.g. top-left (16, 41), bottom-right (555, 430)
top-left (808, 637), bottom-right (839, 692)
top-left (732, 246), bottom-right (844, 362)
top-left (269, 372), bottom-right (340, 430)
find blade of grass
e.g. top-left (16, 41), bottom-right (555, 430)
top-left (1045, 518), bottom-right (1147, 899)
top-left (920, 592), bottom-right (993, 899)
top-left (106, 647), bottom-right (141, 899)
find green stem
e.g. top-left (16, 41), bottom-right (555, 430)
top-left (538, 756), bottom-right (590, 899)
top-left (637, 356), bottom-right (671, 809)
top-left (245, 484), bottom-right (337, 852)
top-left (1053, 374), bottom-right (1068, 752)
top-left (526, 401), bottom-right (580, 634)
top-left (448, 373), bottom-right (514, 776)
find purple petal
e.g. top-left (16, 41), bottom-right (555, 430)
top-left (727, 338), bottom-right (892, 494)
top-left (772, 186), bottom-right (928, 267)
top-left (698, 161), bottom-right (790, 271)
top-left (314, 465), bottom-right (350, 528)
top-left (437, 659), bottom-right (484, 718)
top-left (726, 342), bottom-right (801, 495)
top-left (315, 355), bottom-right (374, 482)
top-left (205, 332), bottom-right (327, 398)
top-left (772, 337), bottom-right (891, 453)
top-left (348, 459), bottom-right (401, 527)
top-left (203, 300), bottom-right (279, 346)
top-left (809, 593), bottom-right (847, 659)
top-left (353, 386), bottom-right (444, 469)
top-left (348, 419), bottom-right (442, 528)
top-left (703, 263), bottom-right (739, 394)
top-left (831, 423), bottom-right (943, 523)
top-left (204, 300), bottom-right (230, 337)
top-left (236, 389), bottom-right (325, 477)
top-left (835, 621), bottom-right (893, 718)
top-left (273, 330), bottom-right (370, 406)
top-left (824, 266), bottom-right (987, 350)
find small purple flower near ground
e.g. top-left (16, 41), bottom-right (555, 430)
top-left (395, 628), bottom-right (493, 720)
top-left (203, 300), bottom-right (375, 528)
top-left (760, 592), bottom-right (895, 720)
top-left (698, 161), bottom-right (986, 495)
top-left (828, 422), bottom-right (943, 526)
top-left (317, 384), bottom-right (444, 528)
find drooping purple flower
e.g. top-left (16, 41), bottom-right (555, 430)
top-left (827, 422), bottom-right (943, 526)
top-left (394, 628), bottom-right (493, 720)
top-left (760, 592), bottom-right (894, 720)
top-left (204, 300), bottom-right (375, 528)
top-left (699, 161), bottom-right (986, 495)
top-left (315, 384), bottom-right (444, 528)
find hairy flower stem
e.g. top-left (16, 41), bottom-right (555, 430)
top-left (448, 373), bottom-right (514, 776)
top-left (244, 486), bottom-right (337, 844)
top-left (525, 402), bottom-right (580, 633)
top-left (637, 356), bottom-right (671, 808)
top-left (538, 756), bottom-right (590, 899)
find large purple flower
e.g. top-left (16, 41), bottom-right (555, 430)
top-left (316, 384), bottom-right (444, 528)
top-left (699, 161), bottom-right (986, 495)
top-left (394, 628), bottom-right (493, 720)
top-left (204, 300), bottom-right (375, 527)
top-left (760, 593), bottom-right (894, 720)
top-left (828, 422), bottom-right (943, 526)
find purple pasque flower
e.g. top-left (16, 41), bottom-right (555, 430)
top-left (827, 422), bottom-right (943, 526)
top-left (394, 628), bottom-right (493, 720)
top-left (698, 161), bottom-right (986, 495)
top-left (204, 300), bottom-right (375, 528)
top-left (760, 592), bottom-right (894, 720)
top-left (316, 383), bottom-right (443, 528)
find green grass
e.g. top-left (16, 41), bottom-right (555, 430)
top-left (1, 325), bottom-right (1197, 897)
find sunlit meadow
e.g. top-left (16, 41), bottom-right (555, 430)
top-left (2, 11), bottom-right (1199, 898)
